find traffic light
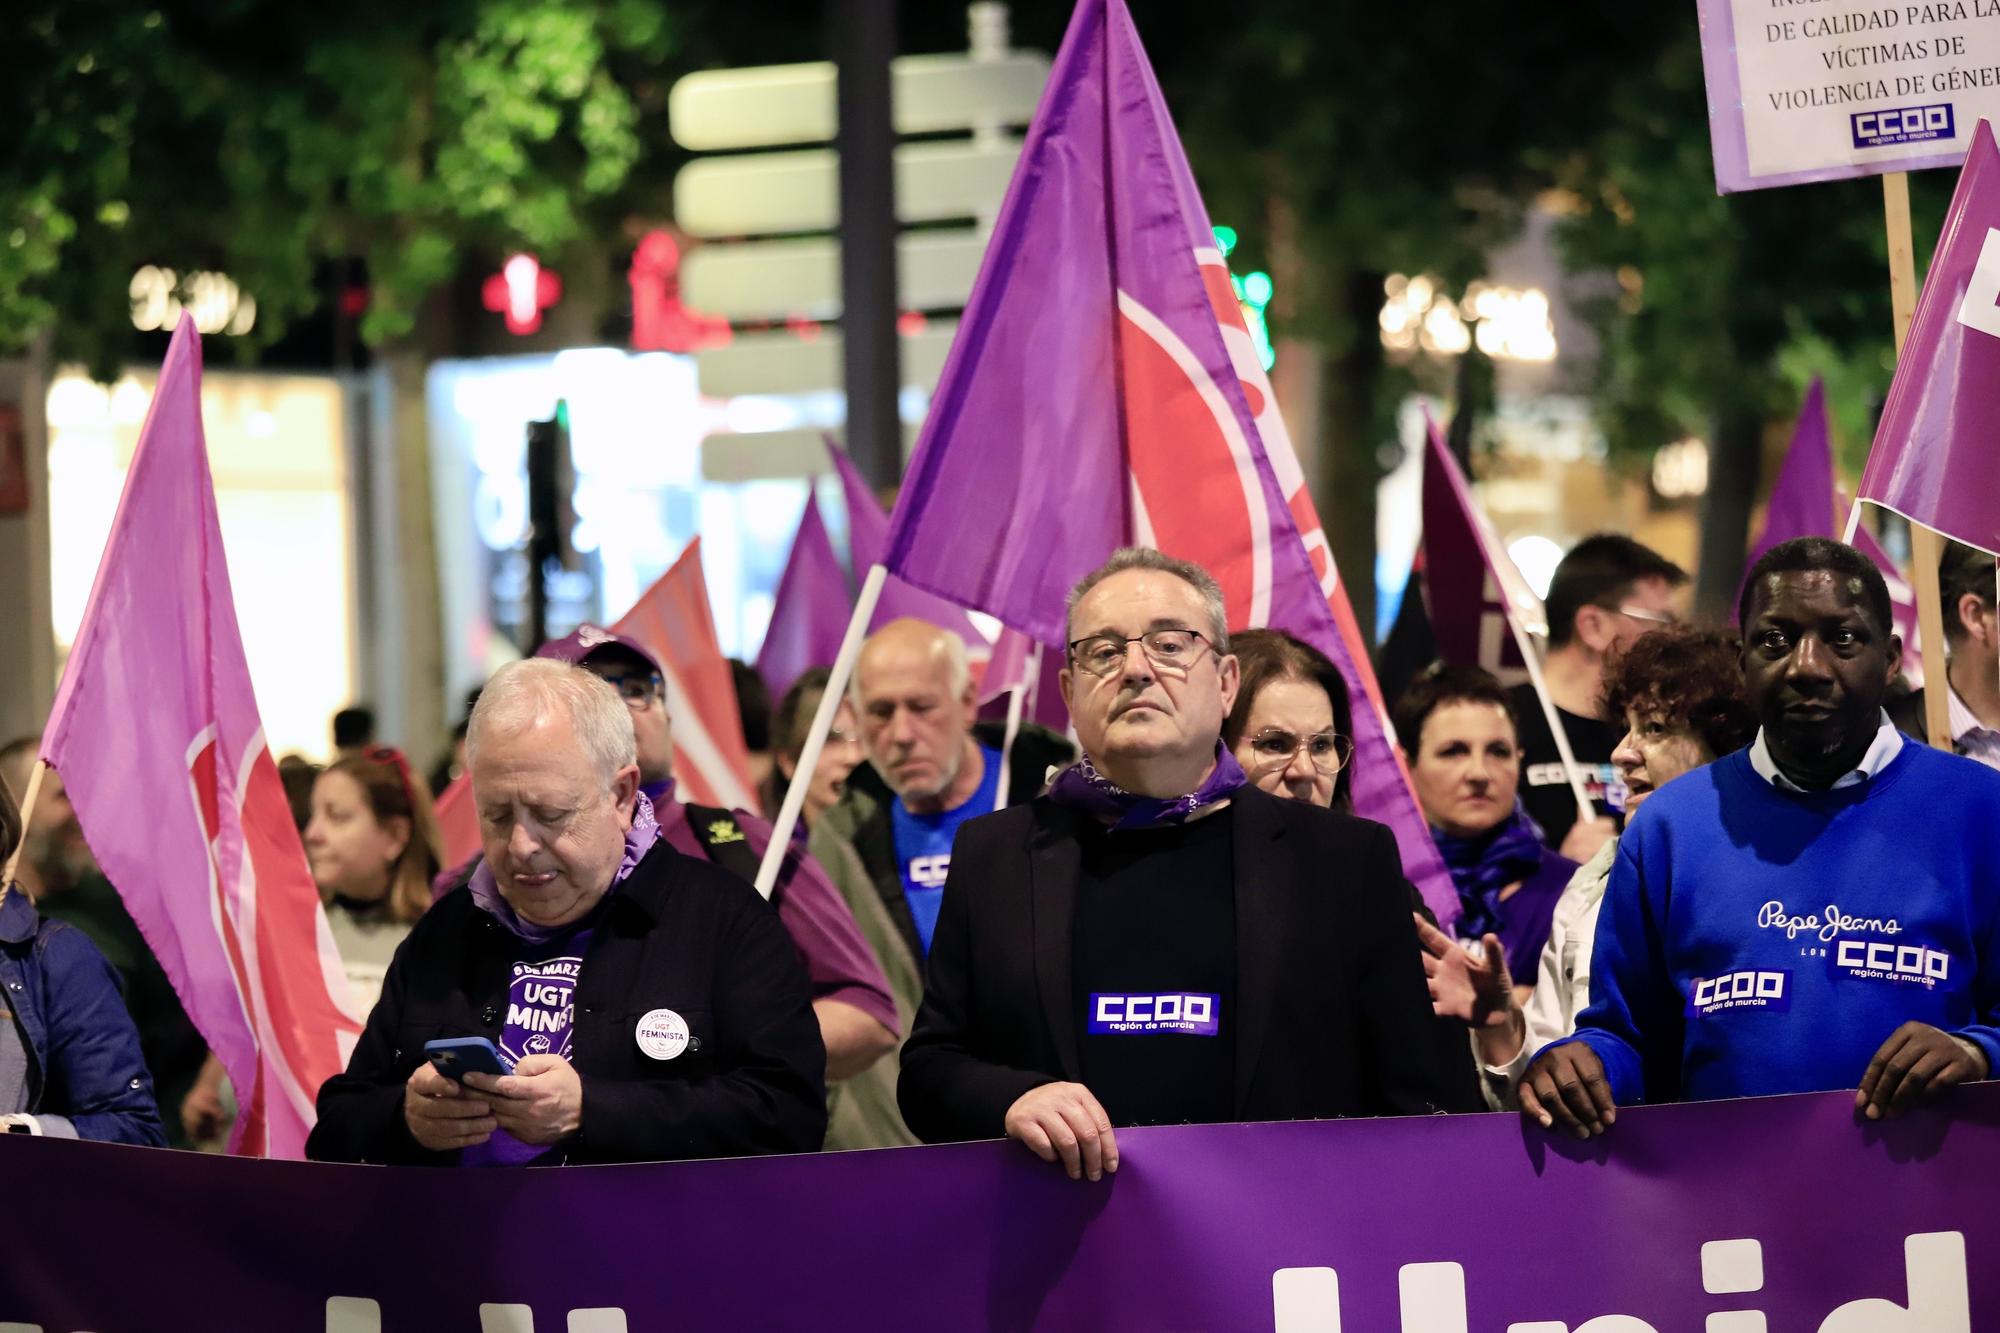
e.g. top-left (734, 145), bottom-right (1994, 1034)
top-left (523, 401), bottom-right (577, 650)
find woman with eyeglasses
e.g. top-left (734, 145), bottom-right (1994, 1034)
top-left (1222, 629), bottom-right (1357, 811)
top-left (304, 746), bottom-right (445, 1016)
top-left (1391, 663), bottom-right (1579, 1004)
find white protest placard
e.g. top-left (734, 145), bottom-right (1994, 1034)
top-left (1697, 0), bottom-right (2000, 191)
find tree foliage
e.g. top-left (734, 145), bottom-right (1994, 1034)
top-left (3, 0), bottom-right (677, 369)
top-left (1544, 15), bottom-right (1951, 471)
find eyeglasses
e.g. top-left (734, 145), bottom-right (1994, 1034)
top-left (1244, 728), bottom-right (1353, 775)
top-left (596, 671), bottom-right (665, 709)
top-left (1066, 629), bottom-right (1212, 678)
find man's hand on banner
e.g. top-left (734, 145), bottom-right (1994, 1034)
top-left (465, 1056), bottom-right (583, 1146)
top-left (1004, 1081), bottom-right (1119, 1182)
top-left (1520, 1042), bottom-right (1617, 1139)
top-left (404, 1062), bottom-right (497, 1152)
top-left (1857, 1022), bottom-right (1990, 1121)
top-left (1558, 816), bottom-right (1617, 866)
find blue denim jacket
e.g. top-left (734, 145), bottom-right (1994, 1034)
top-left (0, 886), bottom-right (165, 1145)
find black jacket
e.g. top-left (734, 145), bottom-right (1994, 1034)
top-left (823, 720), bottom-right (1075, 966)
top-left (898, 787), bottom-right (1481, 1141)
top-left (307, 841), bottom-right (827, 1165)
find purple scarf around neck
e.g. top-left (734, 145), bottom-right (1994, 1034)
top-left (469, 792), bottom-right (662, 944)
top-left (1045, 743), bottom-right (1248, 831)
top-left (1433, 799), bottom-right (1546, 943)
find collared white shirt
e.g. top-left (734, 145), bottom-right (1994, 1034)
top-left (1728, 712), bottom-right (1982, 1073)
top-left (1748, 710), bottom-right (1905, 791)
top-left (1945, 683), bottom-right (2000, 774)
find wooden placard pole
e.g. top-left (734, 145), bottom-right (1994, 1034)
top-left (1881, 171), bottom-right (1955, 753)
top-left (0, 758), bottom-right (48, 899)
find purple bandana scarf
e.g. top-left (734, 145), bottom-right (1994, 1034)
top-left (1046, 744), bottom-right (1248, 831)
top-left (1433, 799), bottom-right (1546, 943)
top-left (470, 792), bottom-right (662, 944)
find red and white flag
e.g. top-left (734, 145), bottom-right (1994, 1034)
top-left (41, 316), bottom-right (361, 1158)
top-left (877, 0), bottom-right (1456, 923)
top-left (614, 539), bottom-right (761, 812)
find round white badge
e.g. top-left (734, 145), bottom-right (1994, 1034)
top-left (635, 1008), bottom-right (691, 1061)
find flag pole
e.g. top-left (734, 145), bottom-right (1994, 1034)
top-left (991, 641), bottom-right (1042, 812)
top-left (0, 759), bottom-right (47, 893)
top-left (754, 565), bottom-right (888, 898)
top-left (1501, 607), bottom-right (1595, 826)
top-left (1882, 171), bottom-right (1954, 751)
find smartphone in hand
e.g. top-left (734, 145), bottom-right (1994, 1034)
top-left (423, 1037), bottom-right (514, 1081)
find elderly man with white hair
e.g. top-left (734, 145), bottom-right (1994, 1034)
top-left (308, 659), bottom-right (826, 1165)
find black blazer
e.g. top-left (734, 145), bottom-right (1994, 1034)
top-left (308, 841), bottom-right (827, 1165)
top-left (898, 787), bottom-right (1480, 1141)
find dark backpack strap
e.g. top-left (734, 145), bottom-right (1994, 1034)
top-left (682, 803), bottom-right (764, 886)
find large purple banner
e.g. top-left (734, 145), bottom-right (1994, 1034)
top-left (5, 1086), bottom-right (1996, 1330)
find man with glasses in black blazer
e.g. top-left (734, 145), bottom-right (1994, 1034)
top-left (898, 548), bottom-right (1478, 1182)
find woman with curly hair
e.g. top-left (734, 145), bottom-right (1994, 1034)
top-left (1417, 626), bottom-right (1757, 1106)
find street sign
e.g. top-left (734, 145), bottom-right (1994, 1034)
top-left (693, 323), bottom-right (959, 399)
top-left (666, 16), bottom-right (1048, 484)
top-left (699, 425), bottom-right (922, 482)
top-left (681, 231), bottom-right (990, 322)
top-left (669, 52), bottom-right (1050, 151)
top-left (674, 141), bottom-right (1022, 238)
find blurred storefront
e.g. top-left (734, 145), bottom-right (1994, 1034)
top-left (45, 366), bottom-right (358, 761)
top-left (1374, 204), bottom-right (1700, 631)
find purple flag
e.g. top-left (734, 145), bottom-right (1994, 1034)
top-left (756, 492), bottom-right (851, 700)
top-left (876, 0), bottom-right (1455, 922)
top-left (1421, 414), bottom-right (1543, 684)
top-left (1748, 378), bottom-right (1839, 569)
top-left (39, 316), bottom-right (361, 1158)
top-left (1859, 118), bottom-right (2000, 555)
top-left (826, 439), bottom-right (989, 647)
top-left (1744, 380), bottom-right (1924, 681)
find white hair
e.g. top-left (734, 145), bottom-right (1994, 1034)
top-left (466, 659), bottom-right (637, 788)
top-left (850, 621), bottom-right (972, 704)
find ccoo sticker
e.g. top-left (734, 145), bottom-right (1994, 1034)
top-left (635, 1008), bottom-right (691, 1061)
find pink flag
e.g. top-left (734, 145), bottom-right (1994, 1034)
top-left (876, 0), bottom-right (1456, 923)
top-left (976, 626), bottom-right (1070, 735)
top-left (614, 539), bottom-right (762, 813)
top-left (1858, 118), bottom-right (2000, 555)
top-left (1849, 495), bottom-right (1926, 689)
top-left (756, 491), bottom-right (851, 700)
top-left (40, 316), bottom-right (361, 1158)
top-left (1421, 415), bottom-right (1545, 684)
top-left (1752, 380), bottom-right (1923, 681)
top-left (432, 772), bottom-right (482, 871)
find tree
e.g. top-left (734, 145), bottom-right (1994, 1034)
top-left (5, 0), bottom-right (680, 754)
top-left (1544, 18), bottom-right (1951, 615)
top-left (1096, 1), bottom-right (1670, 644)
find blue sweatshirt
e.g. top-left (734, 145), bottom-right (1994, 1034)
top-left (1565, 742), bottom-right (2000, 1104)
